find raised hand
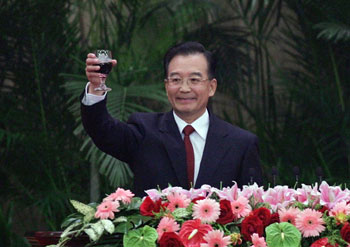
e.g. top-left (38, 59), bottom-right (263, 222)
top-left (85, 52), bottom-right (117, 95)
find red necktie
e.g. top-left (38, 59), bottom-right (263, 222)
top-left (183, 125), bottom-right (195, 187)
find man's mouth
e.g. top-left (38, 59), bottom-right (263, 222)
top-left (176, 97), bottom-right (196, 102)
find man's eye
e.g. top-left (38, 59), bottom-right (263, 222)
top-left (189, 78), bottom-right (201, 83)
top-left (171, 78), bottom-right (181, 83)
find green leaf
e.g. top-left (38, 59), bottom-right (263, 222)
top-left (60, 222), bottom-right (82, 238)
top-left (84, 211), bottom-right (95, 223)
top-left (115, 222), bottom-right (134, 234)
top-left (114, 216), bottom-right (128, 223)
top-left (314, 22), bottom-right (350, 42)
top-left (265, 222), bottom-right (301, 247)
top-left (128, 215), bottom-right (147, 228)
top-left (101, 219), bottom-right (115, 234)
top-left (123, 225), bottom-right (158, 247)
top-left (172, 207), bottom-right (191, 219)
top-left (70, 200), bottom-right (95, 216)
top-left (127, 197), bottom-right (143, 210)
top-left (84, 228), bottom-right (99, 241)
top-left (91, 221), bottom-right (105, 237)
top-left (61, 214), bottom-right (82, 228)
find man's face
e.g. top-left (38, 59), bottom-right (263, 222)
top-left (165, 54), bottom-right (217, 123)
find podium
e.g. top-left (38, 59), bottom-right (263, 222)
top-left (25, 231), bottom-right (123, 246)
top-left (25, 231), bottom-right (89, 247)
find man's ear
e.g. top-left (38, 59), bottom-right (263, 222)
top-left (164, 80), bottom-right (169, 96)
top-left (209, 78), bottom-right (217, 97)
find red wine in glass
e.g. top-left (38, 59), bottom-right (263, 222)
top-left (96, 62), bottom-right (113, 75)
top-left (94, 50), bottom-right (112, 92)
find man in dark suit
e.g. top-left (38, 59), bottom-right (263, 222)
top-left (82, 41), bottom-right (263, 196)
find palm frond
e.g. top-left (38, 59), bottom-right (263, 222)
top-left (314, 22), bottom-right (350, 42)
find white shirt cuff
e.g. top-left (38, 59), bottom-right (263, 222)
top-left (81, 82), bottom-right (107, 105)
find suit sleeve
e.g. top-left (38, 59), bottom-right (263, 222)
top-left (80, 93), bottom-right (143, 164)
top-left (237, 136), bottom-right (263, 186)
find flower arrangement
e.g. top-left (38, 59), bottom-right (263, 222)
top-left (49, 181), bottom-right (350, 247)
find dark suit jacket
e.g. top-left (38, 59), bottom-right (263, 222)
top-left (81, 97), bottom-right (263, 197)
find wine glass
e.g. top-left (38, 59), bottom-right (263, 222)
top-left (94, 49), bottom-right (113, 92)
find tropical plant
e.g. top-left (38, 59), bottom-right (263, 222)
top-left (268, 0), bottom-right (350, 185)
top-left (311, 0), bottom-right (350, 43)
top-left (0, 204), bottom-right (30, 247)
top-left (184, 0), bottom-right (350, 187)
top-left (2, 0), bottom-right (350, 238)
top-left (0, 0), bottom-right (88, 231)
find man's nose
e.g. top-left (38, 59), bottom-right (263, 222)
top-left (179, 79), bottom-right (191, 92)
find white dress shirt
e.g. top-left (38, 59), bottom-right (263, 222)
top-left (173, 110), bottom-right (209, 186)
top-left (82, 82), bottom-right (210, 186)
top-left (81, 82), bottom-right (106, 106)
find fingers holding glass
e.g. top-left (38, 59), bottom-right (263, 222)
top-left (93, 50), bottom-right (113, 92)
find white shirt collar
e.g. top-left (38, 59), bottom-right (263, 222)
top-left (173, 110), bottom-right (210, 140)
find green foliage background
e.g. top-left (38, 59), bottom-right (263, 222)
top-left (1, 0), bottom-right (349, 244)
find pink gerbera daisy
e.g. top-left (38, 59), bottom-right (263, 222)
top-left (278, 207), bottom-right (300, 226)
top-left (104, 188), bottom-right (135, 204)
top-left (167, 192), bottom-right (191, 212)
top-left (251, 233), bottom-right (267, 247)
top-left (201, 230), bottom-right (231, 247)
top-left (95, 200), bottom-right (119, 219)
top-left (156, 217), bottom-right (180, 240)
top-left (192, 198), bottom-right (220, 223)
top-left (295, 208), bottom-right (325, 237)
top-left (230, 196), bottom-right (251, 219)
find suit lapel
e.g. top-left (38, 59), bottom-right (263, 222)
top-left (195, 113), bottom-right (229, 187)
top-left (159, 111), bottom-right (189, 189)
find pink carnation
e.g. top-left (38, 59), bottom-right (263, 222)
top-left (251, 233), bottom-right (267, 247)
